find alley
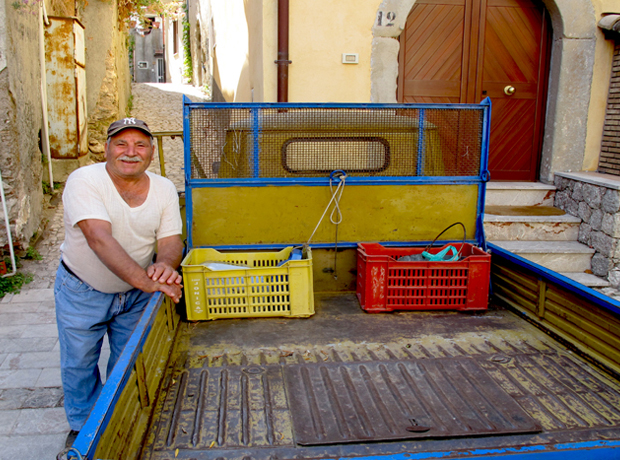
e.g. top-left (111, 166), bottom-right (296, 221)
top-left (0, 82), bottom-right (206, 460)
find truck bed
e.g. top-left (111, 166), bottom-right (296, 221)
top-left (137, 293), bottom-right (620, 460)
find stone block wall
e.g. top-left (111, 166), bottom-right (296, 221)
top-left (554, 175), bottom-right (620, 283)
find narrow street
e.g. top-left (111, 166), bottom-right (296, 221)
top-left (0, 82), bottom-right (206, 460)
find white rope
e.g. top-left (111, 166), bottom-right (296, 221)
top-left (306, 173), bottom-right (346, 245)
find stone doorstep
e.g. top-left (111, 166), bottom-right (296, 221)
top-left (486, 182), bottom-right (556, 207)
top-left (490, 240), bottom-right (595, 273)
top-left (483, 213), bottom-right (581, 242)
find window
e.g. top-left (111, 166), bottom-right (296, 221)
top-left (173, 20), bottom-right (179, 55)
top-left (282, 137), bottom-right (390, 173)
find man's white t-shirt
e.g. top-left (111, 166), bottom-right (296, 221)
top-left (60, 163), bottom-right (183, 293)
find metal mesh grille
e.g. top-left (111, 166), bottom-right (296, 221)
top-left (188, 106), bottom-right (484, 179)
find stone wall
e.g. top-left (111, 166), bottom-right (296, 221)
top-left (554, 173), bottom-right (620, 283)
top-left (82, 0), bottom-right (130, 163)
top-left (0, 0), bottom-right (45, 249)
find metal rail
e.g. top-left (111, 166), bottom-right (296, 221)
top-left (151, 130), bottom-right (183, 177)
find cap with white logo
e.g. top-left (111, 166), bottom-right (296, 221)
top-left (107, 118), bottom-right (153, 138)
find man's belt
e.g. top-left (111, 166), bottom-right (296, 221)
top-left (61, 259), bottom-right (80, 280)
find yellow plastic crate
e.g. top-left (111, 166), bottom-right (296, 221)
top-left (181, 246), bottom-right (314, 321)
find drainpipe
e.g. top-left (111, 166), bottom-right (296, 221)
top-left (39, 1), bottom-right (53, 191)
top-left (275, 0), bottom-right (290, 102)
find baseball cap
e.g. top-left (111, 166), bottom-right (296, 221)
top-left (107, 118), bottom-right (153, 138)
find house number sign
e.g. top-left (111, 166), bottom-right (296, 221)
top-left (377, 11), bottom-right (396, 26)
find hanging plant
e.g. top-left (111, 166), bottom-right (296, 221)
top-left (181, 1), bottom-right (193, 83)
top-left (118, 0), bottom-right (182, 28)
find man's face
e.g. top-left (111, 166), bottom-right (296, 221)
top-left (105, 128), bottom-right (155, 180)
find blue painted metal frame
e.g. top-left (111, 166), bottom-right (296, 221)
top-left (314, 441), bottom-right (620, 460)
top-left (182, 97), bottom-right (491, 254)
top-left (70, 292), bottom-right (166, 459)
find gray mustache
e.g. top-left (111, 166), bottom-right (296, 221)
top-left (118, 156), bottom-right (143, 163)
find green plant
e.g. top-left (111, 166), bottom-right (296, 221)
top-left (25, 247), bottom-right (42, 260)
top-left (119, 0), bottom-right (182, 28)
top-left (0, 270), bottom-right (33, 297)
top-left (127, 95), bottom-right (134, 117)
top-left (181, 2), bottom-right (193, 83)
top-left (42, 181), bottom-right (61, 195)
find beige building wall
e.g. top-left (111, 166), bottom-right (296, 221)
top-left (210, 0), bottom-right (251, 102)
top-left (287, 1), bottom-right (380, 102)
top-left (164, 16), bottom-right (185, 85)
top-left (210, 0), bottom-right (381, 103)
top-left (584, 0), bottom-right (619, 171)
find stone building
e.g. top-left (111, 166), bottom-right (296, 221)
top-left (0, 0), bottom-right (130, 250)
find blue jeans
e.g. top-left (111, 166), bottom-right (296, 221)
top-left (54, 261), bottom-right (151, 431)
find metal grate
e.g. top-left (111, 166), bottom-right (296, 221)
top-left (187, 106), bottom-right (485, 180)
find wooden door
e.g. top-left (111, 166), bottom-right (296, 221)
top-left (398, 0), bottom-right (551, 181)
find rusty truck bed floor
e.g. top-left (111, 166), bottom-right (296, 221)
top-left (139, 294), bottom-right (620, 460)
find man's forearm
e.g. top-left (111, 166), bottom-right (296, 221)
top-left (77, 219), bottom-right (183, 302)
top-left (86, 228), bottom-right (158, 291)
top-left (155, 235), bottom-right (184, 269)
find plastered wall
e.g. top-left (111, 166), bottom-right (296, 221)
top-left (0, 0), bottom-right (44, 246)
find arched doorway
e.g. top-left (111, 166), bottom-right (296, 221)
top-left (396, 0), bottom-right (552, 181)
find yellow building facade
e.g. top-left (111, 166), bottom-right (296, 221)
top-left (205, 0), bottom-right (620, 181)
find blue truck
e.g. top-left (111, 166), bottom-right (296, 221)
top-left (68, 100), bottom-right (620, 460)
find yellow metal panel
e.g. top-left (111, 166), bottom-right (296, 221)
top-left (94, 297), bottom-right (179, 460)
top-left (492, 257), bottom-right (620, 377)
top-left (190, 184), bottom-right (479, 246)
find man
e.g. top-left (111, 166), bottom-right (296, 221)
top-left (54, 118), bottom-right (184, 448)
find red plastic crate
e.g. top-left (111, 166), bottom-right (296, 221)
top-left (356, 242), bottom-right (490, 312)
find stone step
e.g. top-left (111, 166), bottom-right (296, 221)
top-left (486, 182), bottom-right (555, 207)
top-left (484, 212), bottom-right (581, 241)
top-left (560, 272), bottom-right (610, 288)
top-left (489, 240), bottom-right (595, 273)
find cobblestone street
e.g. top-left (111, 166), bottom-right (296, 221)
top-left (0, 82), bottom-right (206, 460)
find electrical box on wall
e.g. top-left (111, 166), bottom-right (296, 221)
top-left (342, 53), bottom-right (359, 64)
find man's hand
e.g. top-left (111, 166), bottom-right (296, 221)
top-left (147, 279), bottom-right (183, 303)
top-left (147, 262), bottom-right (183, 285)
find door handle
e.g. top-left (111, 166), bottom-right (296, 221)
top-left (504, 85), bottom-right (516, 96)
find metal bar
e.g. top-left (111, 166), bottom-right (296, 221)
top-left (150, 131), bottom-right (183, 178)
top-left (183, 96), bottom-right (194, 248)
top-left (135, 353), bottom-right (149, 408)
top-left (537, 279), bottom-right (546, 318)
top-left (185, 176), bottom-right (486, 188)
top-left (252, 107), bottom-right (260, 178)
top-left (315, 440), bottom-right (620, 459)
top-left (476, 98), bottom-right (492, 249)
top-left (182, 101), bottom-right (491, 110)
top-left (196, 240), bottom-right (481, 251)
top-left (416, 108), bottom-right (426, 176)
